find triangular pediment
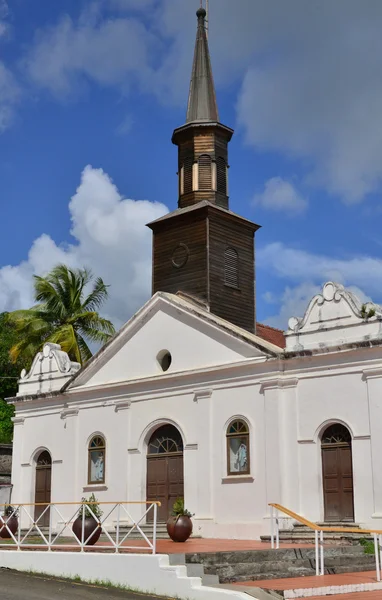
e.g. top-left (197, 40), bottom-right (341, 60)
top-left (66, 293), bottom-right (280, 390)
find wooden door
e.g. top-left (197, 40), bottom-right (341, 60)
top-left (146, 425), bottom-right (184, 522)
top-left (322, 425), bottom-right (354, 522)
top-left (35, 451), bottom-right (52, 527)
top-left (147, 455), bottom-right (184, 521)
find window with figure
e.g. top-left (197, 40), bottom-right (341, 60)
top-left (88, 435), bottom-right (106, 484)
top-left (226, 420), bottom-right (250, 475)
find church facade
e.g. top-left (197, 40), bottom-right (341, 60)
top-left (8, 8), bottom-right (382, 540)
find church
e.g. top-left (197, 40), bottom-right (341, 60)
top-left (8, 7), bottom-right (382, 540)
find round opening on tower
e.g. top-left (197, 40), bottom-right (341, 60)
top-left (157, 350), bottom-right (172, 372)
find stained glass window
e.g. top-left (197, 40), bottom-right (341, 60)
top-left (88, 436), bottom-right (106, 484)
top-left (227, 420), bottom-right (250, 475)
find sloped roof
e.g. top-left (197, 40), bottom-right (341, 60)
top-left (186, 8), bottom-right (219, 124)
top-left (256, 323), bottom-right (286, 349)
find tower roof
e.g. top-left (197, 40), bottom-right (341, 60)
top-left (186, 7), bottom-right (219, 124)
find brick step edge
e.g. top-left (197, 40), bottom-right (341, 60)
top-left (217, 564), bottom-right (378, 584)
top-left (283, 582), bottom-right (382, 599)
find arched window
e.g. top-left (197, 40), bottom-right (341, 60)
top-left (88, 435), bottom-right (106, 484)
top-left (198, 154), bottom-right (212, 190)
top-left (36, 450), bottom-right (52, 467)
top-left (217, 157), bottom-right (227, 195)
top-left (224, 247), bottom-right (239, 288)
top-left (183, 157), bottom-right (193, 194)
top-left (227, 419), bottom-right (250, 475)
top-left (148, 425), bottom-right (183, 455)
top-left (321, 424), bottom-right (351, 445)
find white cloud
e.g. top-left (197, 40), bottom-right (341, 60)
top-left (0, 166), bottom-right (168, 327)
top-left (253, 177), bottom-right (307, 214)
top-left (259, 241), bottom-right (382, 329)
top-left (258, 242), bottom-right (382, 298)
top-left (24, 13), bottom-right (156, 98)
top-left (0, 62), bottom-right (19, 132)
top-left (108, 0), bottom-right (157, 10)
top-left (236, 1), bottom-right (382, 203)
top-left (22, 0), bottom-right (382, 203)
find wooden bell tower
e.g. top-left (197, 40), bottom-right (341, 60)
top-left (147, 7), bottom-right (260, 334)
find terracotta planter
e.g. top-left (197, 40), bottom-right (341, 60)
top-left (167, 515), bottom-right (193, 543)
top-left (72, 516), bottom-right (101, 546)
top-left (0, 515), bottom-right (18, 539)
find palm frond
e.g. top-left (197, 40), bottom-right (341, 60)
top-left (82, 277), bottom-right (110, 312)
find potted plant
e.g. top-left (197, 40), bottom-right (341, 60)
top-left (166, 498), bottom-right (193, 543)
top-left (0, 505), bottom-right (19, 539)
top-left (72, 494), bottom-right (103, 546)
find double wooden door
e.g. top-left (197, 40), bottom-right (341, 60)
top-left (322, 443), bottom-right (354, 522)
top-left (147, 454), bottom-right (184, 522)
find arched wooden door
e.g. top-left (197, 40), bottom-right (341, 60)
top-left (321, 424), bottom-right (354, 522)
top-left (146, 425), bottom-right (184, 522)
top-left (35, 450), bottom-right (52, 527)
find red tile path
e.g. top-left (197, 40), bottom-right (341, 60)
top-left (236, 570), bottom-right (379, 590)
top-left (0, 538), bottom-right (315, 553)
top-left (98, 538), bottom-right (315, 553)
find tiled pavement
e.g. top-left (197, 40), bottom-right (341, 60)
top-left (0, 538), bottom-right (315, 553)
top-left (236, 571), bottom-right (380, 590)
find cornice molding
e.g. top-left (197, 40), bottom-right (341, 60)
top-left (363, 367), bottom-right (382, 381)
top-left (60, 408), bottom-right (79, 420)
top-left (260, 378), bottom-right (299, 393)
top-left (193, 389), bottom-right (212, 402)
top-left (114, 400), bottom-right (132, 412)
top-left (12, 416), bottom-right (25, 426)
top-left (185, 443), bottom-right (198, 451)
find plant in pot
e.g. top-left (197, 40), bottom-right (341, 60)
top-left (0, 505), bottom-right (19, 539)
top-left (72, 494), bottom-right (103, 546)
top-left (166, 498), bottom-right (193, 543)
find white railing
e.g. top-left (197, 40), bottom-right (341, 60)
top-left (0, 501), bottom-right (160, 554)
top-left (270, 503), bottom-right (382, 580)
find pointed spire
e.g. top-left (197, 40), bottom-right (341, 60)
top-left (186, 7), bottom-right (219, 124)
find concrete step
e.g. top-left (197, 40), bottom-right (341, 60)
top-left (184, 546), bottom-right (376, 584)
top-left (168, 554), bottom-right (220, 587)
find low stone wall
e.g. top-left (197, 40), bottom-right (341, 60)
top-left (0, 552), bottom-right (249, 600)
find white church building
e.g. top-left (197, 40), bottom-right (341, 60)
top-left (8, 8), bottom-right (382, 540)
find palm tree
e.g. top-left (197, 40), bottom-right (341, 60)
top-left (8, 265), bottom-right (116, 365)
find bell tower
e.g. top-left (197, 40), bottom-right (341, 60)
top-left (147, 7), bottom-right (260, 334)
top-left (172, 7), bottom-right (233, 210)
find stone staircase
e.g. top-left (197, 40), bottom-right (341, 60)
top-left (183, 546), bottom-right (376, 583)
top-left (261, 523), bottom-right (367, 545)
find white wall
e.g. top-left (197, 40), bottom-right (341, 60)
top-left (10, 326), bottom-right (382, 538)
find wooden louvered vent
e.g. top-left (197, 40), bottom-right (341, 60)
top-left (198, 154), bottom-right (212, 190)
top-left (217, 157), bottom-right (227, 195)
top-left (224, 247), bottom-right (239, 288)
top-left (183, 157), bottom-right (193, 194)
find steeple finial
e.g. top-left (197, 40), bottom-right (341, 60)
top-left (186, 5), bottom-right (219, 123)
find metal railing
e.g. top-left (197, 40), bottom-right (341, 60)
top-left (270, 503), bottom-right (382, 580)
top-left (0, 501), bottom-right (160, 554)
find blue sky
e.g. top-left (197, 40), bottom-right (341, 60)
top-left (1, 0), bottom-right (382, 330)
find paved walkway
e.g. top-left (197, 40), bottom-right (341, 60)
top-left (0, 568), bottom-right (169, 600)
top-left (0, 538), bottom-right (315, 553)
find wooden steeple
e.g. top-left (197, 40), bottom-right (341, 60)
top-left (147, 7), bottom-right (260, 334)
